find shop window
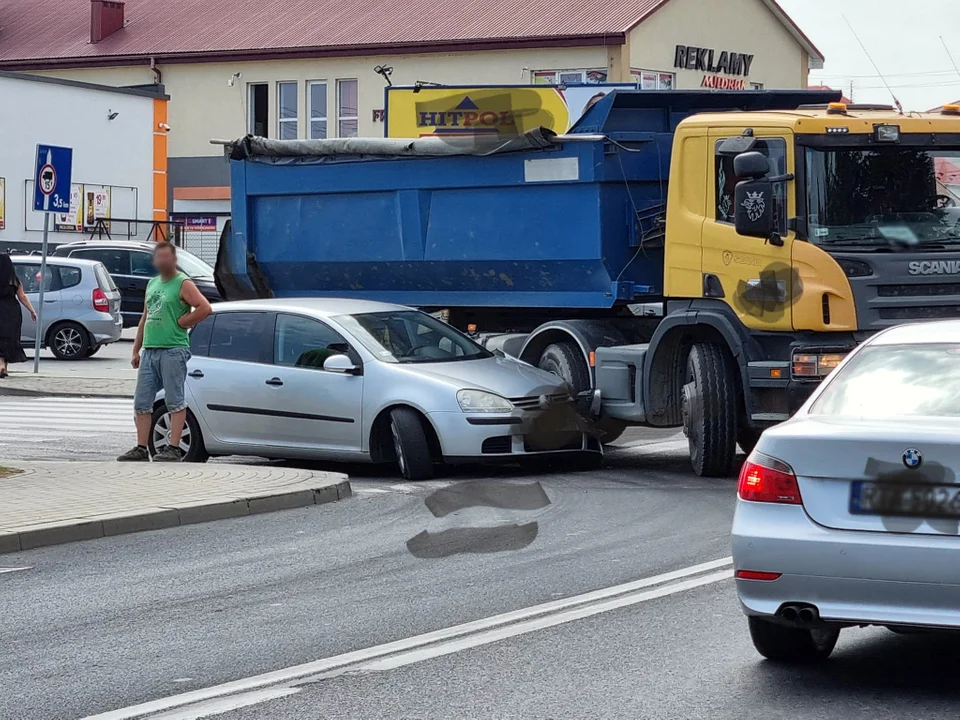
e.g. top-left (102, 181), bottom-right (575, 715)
top-left (337, 79), bottom-right (358, 138)
top-left (532, 69), bottom-right (608, 85)
top-left (750, 82), bottom-right (765, 90)
top-left (248, 83), bottom-right (268, 137)
top-left (630, 70), bottom-right (675, 90)
top-left (308, 81), bottom-right (328, 140)
top-left (277, 81), bottom-right (298, 140)
top-left (714, 137), bottom-right (788, 234)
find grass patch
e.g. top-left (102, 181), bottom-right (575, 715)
top-left (0, 466), bottom-right (21, 478)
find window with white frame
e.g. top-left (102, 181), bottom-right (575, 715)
top-left (277, 81), bottom-right (298, 139)
top-left (337, 79), bottom-right (358, 138)
top-left (750, 82), bottom-right (765, 90)
top-left (630, 69), bottom-right (675, 90)
top-left (532, 69), bottom-right (608, 85)
top-left (248, 83), bottom-right (268, 136)
top-left (308, 81), bottom-right (328, 139)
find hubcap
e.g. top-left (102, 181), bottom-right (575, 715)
top-left (391, 423), bottom-right (406, 474)
top-left (55, 327), bottom-right (83, 357)
top-left (152, 412), bottom-right (192, 457)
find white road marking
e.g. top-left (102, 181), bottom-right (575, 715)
top-left (145, 688), bottom-right (300, 720)
top-left (83, 557), bottom-right (732, 720)
top-left (0, 397), bottom-right (133, 442)
top-left (0, 567), bottom-right (31, 575)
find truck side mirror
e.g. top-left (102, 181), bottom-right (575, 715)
top-left (733, 151), bottom-right (769, 179)
top-left (734, 178), bottom-right (775, 238)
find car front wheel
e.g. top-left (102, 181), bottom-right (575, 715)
top-left (747, 616), bottom-right (840, 663)
top-left (389, 407), bottom-right (434, 481)
top-left (149, 405), bottom-right (209, 463)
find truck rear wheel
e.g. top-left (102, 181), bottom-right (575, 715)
top-left (682, 342), bottom-right (738, 477)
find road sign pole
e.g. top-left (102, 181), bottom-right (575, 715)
top-left (32, 212), bottom-right (51, 374)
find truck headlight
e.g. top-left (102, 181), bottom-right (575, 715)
top-left (457, 389), bottom-right (514, 413)
top-left (792, 352), bottom-right (846, 379)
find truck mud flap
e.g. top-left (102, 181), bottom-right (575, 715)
top-left (214, 220), bottom-right (274, 301)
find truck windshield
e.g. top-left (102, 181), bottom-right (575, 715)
top-left (805, 146), bottom-right (960, 248)
top-left (335, 310), bottom-right (493, 364)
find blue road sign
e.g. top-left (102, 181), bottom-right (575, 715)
top-left (33, 144), bottom-right (73, 214)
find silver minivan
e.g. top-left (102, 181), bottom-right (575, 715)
top-left (12, 255), bottom-right (123, 359)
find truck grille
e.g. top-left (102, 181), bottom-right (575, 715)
top-left (879, 306), bottom-right (960, 320)
top-left (877, 283), bottom-right (960, 298)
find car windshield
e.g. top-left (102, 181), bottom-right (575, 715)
top-left (175, 249), bottom-right (214, 278)
top-left (811, 344), bottom-right (960, 418)
top-left (335, 310), bottom-right (492, 364)
top-left (805, 147), bottom-right (960, 248)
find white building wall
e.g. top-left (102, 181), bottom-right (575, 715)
top-left (0, 74), bottom-right (156, 246)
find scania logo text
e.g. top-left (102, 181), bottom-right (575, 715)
top-left (908, 260), bottom-right (960, 276)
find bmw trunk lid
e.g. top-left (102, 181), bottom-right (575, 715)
top-left (760, 416), bottom-right (960, 536)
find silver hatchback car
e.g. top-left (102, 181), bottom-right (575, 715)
top-left (733, 319), bottom-right (960, 663)
top-left (12, 255), bottom-right (122, 359)
top-left (149, 298), bottom-right (599, 478)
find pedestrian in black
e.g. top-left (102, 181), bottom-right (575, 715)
top-left (0, 253), bottom-right (36, 378)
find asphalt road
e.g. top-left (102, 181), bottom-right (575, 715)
top-left (3, 383), bottom-right (959, 719)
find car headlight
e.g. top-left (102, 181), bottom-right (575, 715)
top-left (457, 389), bottom-right (514, 413)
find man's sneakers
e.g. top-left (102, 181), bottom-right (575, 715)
top-left (152, 445), bottom-right (184, 462)
top-left (116, 445), bottom-right (183, 462)
top-left (117, 446), bottom-right (150, 462)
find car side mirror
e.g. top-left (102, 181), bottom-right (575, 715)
top-left (323, 353), bottom-right (361, 375)
top-left (734, 178), bottom-right (776, 239)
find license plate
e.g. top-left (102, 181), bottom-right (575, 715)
top-left (850, 481), bottom-right (960, 518)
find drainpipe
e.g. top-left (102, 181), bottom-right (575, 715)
top-left (150, 57), bottom-right (162, 86)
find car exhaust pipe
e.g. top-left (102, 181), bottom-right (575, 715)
top-left (798, 607), bottom-right (818, 625)
top-left (779, 606), bottom-right (799, 623)
top-left (776, 602), bottom-right (821, 627)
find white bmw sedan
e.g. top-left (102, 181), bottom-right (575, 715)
top-left (733, 320), bottom-right (960, 663)
top-left (149, 298), bottom-right (599, 478)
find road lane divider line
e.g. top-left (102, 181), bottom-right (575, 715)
top-left (144, 688), bottom-right (300, 720)
top-left (83, 557), bottom-right (732, 720)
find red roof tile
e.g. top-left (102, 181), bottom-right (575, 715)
top-left (0, 0), bottom-right (823, 68)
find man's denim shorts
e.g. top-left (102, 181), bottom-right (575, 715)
top-left (134, 347), bottom-right (192, 415)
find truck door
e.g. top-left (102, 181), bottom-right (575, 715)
top-left (703, 128), bottom-right (796, 332)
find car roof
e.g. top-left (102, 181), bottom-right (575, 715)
top-left (9, 254), bottom-right (102, 267)
top-left (212, 297), bottom-right (412, 317)
top-left (871, 320), bottom-right (960, 346)
top-left (57, 240), bottom-right (157, 251)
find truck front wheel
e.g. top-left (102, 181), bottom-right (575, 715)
top-left (538, 341), bottom-right (590, 392)
top-left (682, 343), bottom-right (738, 477)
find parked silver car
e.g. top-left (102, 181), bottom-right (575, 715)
top-left (149, 298), bottom-right (600, 478)
top-left (12, 255), bottom-right (123, 359)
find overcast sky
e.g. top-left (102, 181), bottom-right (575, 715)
top-left (778, 0), bottom-right (960, 110)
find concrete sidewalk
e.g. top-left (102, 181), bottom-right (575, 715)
top-left (0, 462), bottom-right (351, 554)
top-left (0, 373), bottom-right (136, 398)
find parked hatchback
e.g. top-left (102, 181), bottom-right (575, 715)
top-left (53, 240), bottom-right (221, 327)
top-left (148, 298), bottom-right (599, 478)
top-left (12, 256), bottom-right (122, 359)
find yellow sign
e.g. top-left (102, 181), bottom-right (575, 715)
top-left (0, 178), bottom-right (5, 231)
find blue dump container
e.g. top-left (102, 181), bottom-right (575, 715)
top-left (221, 90), bottom-right (838, 310)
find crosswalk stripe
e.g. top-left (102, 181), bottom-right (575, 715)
top-left (0, 396), bottom-right (134, 442)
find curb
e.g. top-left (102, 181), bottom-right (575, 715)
top-left (0, 480), bottom-right (352, 554)
top-left (0, 386), bottom-right (135, 399)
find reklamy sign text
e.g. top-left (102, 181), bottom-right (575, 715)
top-left (674, 45), bottom-right (755, 76)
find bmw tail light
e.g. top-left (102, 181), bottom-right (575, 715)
top-left (92, 287), bottom-right (110, 313)
top-left (738, 452), bottom-right (802, 505)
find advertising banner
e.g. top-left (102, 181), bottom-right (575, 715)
top-left (385, 85), bottom-right (636, 138)
top-left (55, 183), bottom-right (84, 232)
top-left (84, 185), bottom-right (111, 231)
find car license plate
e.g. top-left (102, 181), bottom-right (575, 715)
top-left (850, 481), bottom-right (960, 518)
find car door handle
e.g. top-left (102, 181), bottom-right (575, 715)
top-left (188, 370), bottom-right (204, 378)
top-left (43, 299), bottom-right (57, 303)
top-left (265, 377), bottom-right (284, 386)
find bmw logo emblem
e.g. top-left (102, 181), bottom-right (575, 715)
top-left (902, 448), bottom-right (923, 470)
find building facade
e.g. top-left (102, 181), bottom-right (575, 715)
top-left (0, 0), bottom-right (821, 223)
top-left (0, 71), bottom-right (167, 249)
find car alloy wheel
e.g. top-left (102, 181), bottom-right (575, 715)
top-left (391, 422), bottom-right (407, 475)
top-left (52, 324), bottom-right (88, 360)
top-left (152, 410), bottom-right (192, 458)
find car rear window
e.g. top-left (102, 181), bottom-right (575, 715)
top-left (811, 344), bottom-right (960, 418)
top-left (189, 316), bottom-right (214, 356)
top-left (207, 312), bottom-right (271, 363)
top-left (94, 264), bottom-right (118, 291)
top-left (58, 266), bottom-right (82, 289)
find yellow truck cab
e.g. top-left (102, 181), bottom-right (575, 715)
top-left (655, 103), bottom-right (960, 465)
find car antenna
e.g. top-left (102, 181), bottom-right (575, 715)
top-left (941, 36), bottom-right (960, 86)
top-left (843, 14), bottom-right (903, 115)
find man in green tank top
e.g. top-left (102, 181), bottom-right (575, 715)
top-left (118, 241), bottom-right (212, 462)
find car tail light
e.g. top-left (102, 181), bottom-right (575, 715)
top-left (93, 287), bottom-right (110, 313)
top-left (737, 452), bottom-right (802, 505)
top-left (735, 570), bottom-right (782, 581)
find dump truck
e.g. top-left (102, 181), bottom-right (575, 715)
top-left (216, 89), bottom-right (960, 476)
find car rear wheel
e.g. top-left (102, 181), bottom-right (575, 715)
top-left (747, 617), bottom-right (840, 663)
top-left (84, 345), bottom-right (101, 358)
top-left (682, 342), bottom-right (737, 477)
top-left (149, 405), bottom-right (209, 463)
top-left (390, 407), bottom-right (434, 481)
top-left (49, 322), bottom-right (90, 360)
